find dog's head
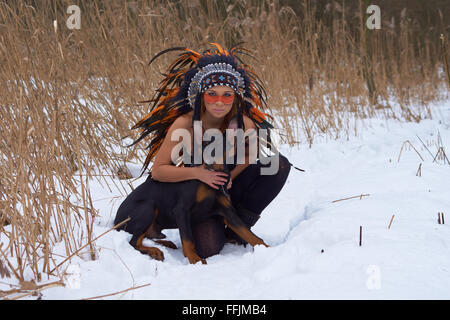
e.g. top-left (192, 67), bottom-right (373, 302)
top-left (203, 116), bottom-right (240, 195)
top-left (205, 116), bottom-right (238, 172)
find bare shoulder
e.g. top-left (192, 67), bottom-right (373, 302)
top-left (170, 111), bottom-right (193, 130)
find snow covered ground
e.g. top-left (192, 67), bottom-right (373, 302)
top-left (3, 99), bottom-right (450, 300)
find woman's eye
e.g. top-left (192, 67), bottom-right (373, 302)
top-left (223, 93), bottom-right (233, 97)
top-left (207, 91), bottom-right (217, 96)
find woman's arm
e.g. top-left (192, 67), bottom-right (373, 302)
top-left (150, 114), bottom-right (194, 182)
top-left (151, 115), bottom-right (229, 189)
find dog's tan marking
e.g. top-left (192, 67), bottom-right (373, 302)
top-left (136, 211), bottom-right (165, 261)
top-left (145, 208), bottom-right (166, 239)
top-left (136, 232), bottom-right (165, 261)
top-left (181, 239), bottom-right (207, 264)
top-left (212, 163), bottom-right (225, 171)
top-left (217, 194), bottom-right (232, 208)
top-left (196, 183), bottom-right (212, 203)
top-left (223, 218), bottom-right (269, 248)
top-left (154, 239), bottom-right (177, 249)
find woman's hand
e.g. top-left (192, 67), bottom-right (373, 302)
top-left (195, 166), bottom-right (230, 190)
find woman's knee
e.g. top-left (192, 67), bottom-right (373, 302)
top-left (261, 153), bottom-right (291, 181)
top-left (277, 154), bottom-right (291, 180)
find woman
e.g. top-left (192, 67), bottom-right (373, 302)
top-left (120, 44), bottom-right (291, 259)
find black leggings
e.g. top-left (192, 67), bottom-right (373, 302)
top-left (193, 154), bottom-right (291, 258)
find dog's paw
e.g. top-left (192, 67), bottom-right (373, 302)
top-left (187, 255), bottom-right (207, 265)
top-left (248, 237), bottom-right (269, 248)
top-left (140, 247), bottom-right (165, 261)
top-left (154, 239), bottom-right (178, 249)
top-left (150, 249), bottom-right (165, 261)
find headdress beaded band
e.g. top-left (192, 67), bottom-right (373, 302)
top-left (188, 62), bottom-right (245, 103)
top-left (129, 43), bottom-right (274, 174)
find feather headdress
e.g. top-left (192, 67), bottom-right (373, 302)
top-left (130, 43), bottom-right (273, 174)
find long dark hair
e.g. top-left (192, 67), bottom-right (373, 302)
top-left (129, 44), bottom-right (272, 175)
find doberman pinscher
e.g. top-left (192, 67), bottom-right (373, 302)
top-left (114, 121), bottom-right (269, 264)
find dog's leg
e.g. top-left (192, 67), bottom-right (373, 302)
top-left (135, 229), bottom-right (165, 261)
top-left (134, 207), bottom-right (165, 261)
top-left (174, 205), bottom-right (207, 265)
top-left (144, 208), bottom-right (166, 240)
top-left (217, 194), bottom-right (269, 248)
top-left (154, 239), bottom-right (177, 249)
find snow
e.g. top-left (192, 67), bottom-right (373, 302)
top-left (2, 99), bottom-right (450, 300)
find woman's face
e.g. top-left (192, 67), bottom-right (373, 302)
top-left (203, 85), bottom-right (235, 119)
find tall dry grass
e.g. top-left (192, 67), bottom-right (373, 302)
top-left (0, 0), bottom-right (448, 285)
